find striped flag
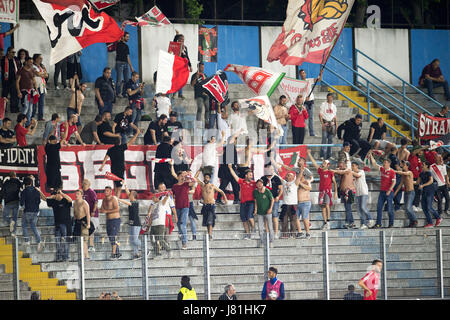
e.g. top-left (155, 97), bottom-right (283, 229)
top-left (155, 50), bottom-right (190, 94)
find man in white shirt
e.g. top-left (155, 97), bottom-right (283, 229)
top-left (202, 135), bottom-right (224, 184)
top-left (299, 68), bottom-right (323, 137)
top-left (351, 162), bottom-right (375, 229)
top-left (153, 93), bottom-right (172, 118)
top-left (319, 93), bottom-right (337, 160)
top-left (430, 155), bottom-right (449, 216)
top-left (217, 106), bottom-right (231, 143)
top-left (229, 101), bottom-right (248, 135)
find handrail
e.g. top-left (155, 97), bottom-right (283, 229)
top-left (323, 66), bottom-right (413, 129)
top-left (321, 79), bottom-right (407, 138)
top-left (355, 48), bottom-right (444, 109)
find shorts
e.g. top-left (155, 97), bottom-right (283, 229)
top-left (280, 204), bottom-right (298, 221)
top-left (91, 217), bottom-right (100, 233)
top-left (67, 107), bottom-right (82, 127)
top-left (319, 193), bottom-right (331, 207)
top-left (371, 139), bottom-right (390, 149)
top-left (297, 201), bottom-right (312, 220)
top-left (106, 218), bottom-right (121, 245)
top-left (239, 201), bottom-right (255, 222)
top-left (201, 204), bottom-right (216, 227)
top-left (272, 201), bottom-right (280, 218)
top-left (113, 179), bottom-right (123, 188)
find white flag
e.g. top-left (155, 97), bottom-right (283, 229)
top-left (279, 77), bottom-right (310, 104)
top-left (238, 95), bottom-right (283, 135)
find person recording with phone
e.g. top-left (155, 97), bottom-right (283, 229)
top-left (289, 94), bottom-right (309, 145)
top-left (125, 71), bottom-right (145, 131)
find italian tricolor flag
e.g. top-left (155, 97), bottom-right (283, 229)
top-left (155, 50), bottom-right (190, 94)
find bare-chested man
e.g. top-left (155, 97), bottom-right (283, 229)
top-left (73, 189), bottom-right (91, 259)
top-left (332, 161), bottom-right (357, 229)
top-left (100, 186), bottom-right (122, 259)
top-left (397, 138), bottom-right (410, 162)
top-left (394, 160), bottom-right (418, 227)
top-left (296, 166), bottom-right (313, 239)
top-left (194, 170), bottom-right (227, 240)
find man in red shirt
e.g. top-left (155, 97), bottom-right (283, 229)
top-left (229, 166), bottom-right (257, 240)
top-left (14, 114), bottom-right (37, 147)
top-left (171, 171), bottom-right (195, 249)
top-left (369, 151), bottom-right (396, 228)
top-left (288, 95), bottom-right (309, 145)
top-left (358, 259), bottom-right (383, 300)
top-left (408, 145), bottom-right (427, 211)
top-left (60, 114), bottom-right (85, 146)
top-left (307, 150), bottom-right (338, 230)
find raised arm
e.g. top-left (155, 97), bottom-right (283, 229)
top-left (368, 151), bottom-right (381, 171)
top-left (307, 150), bottom-right (319, 170)
top-left (228, 164), bottom-right (240, 183)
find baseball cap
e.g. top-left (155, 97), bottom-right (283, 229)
top-left (169, 111), bottom-right (178, 117)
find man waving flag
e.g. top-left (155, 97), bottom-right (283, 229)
top-left (267, 0), bottom-right (354, 66)
top-left (33, 0), bottom-right (124, 64)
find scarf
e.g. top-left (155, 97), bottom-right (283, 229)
top-left (22, 89), bottom-right (40, 104)
top-left (318, 189), bottom-right (333, 207)
top-left (4, 57), bottom-right (17, 81)
top-left (130, 98), bottom-right (145, 110)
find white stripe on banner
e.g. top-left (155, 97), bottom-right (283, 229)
top-left (0, 166), bottom-right (38, 172)
top-left (156, 50), bottom-right (175, 94)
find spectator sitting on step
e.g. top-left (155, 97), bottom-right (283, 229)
top-left (67, 74), bottom-right (87, 132)
top-left (99, 291), bottom-right (122, 300)
top-left (46, 188), bottom-right (72, 262)
top-left (0, 171), bottom-right (22, 236)
top-left (80, 115), bottom-right (103, 145)
top-left (95, 67), bottom-right (115, 115)
top-left (337, 141), bottom-right (352, 169)
top-left (14, 114), bottom-right (37, 147)
top-left (97, 111), bottom-right (121, 145)
top-left (144, 114), bottom-right (169, 145)
top-left (434, 105), bottom-right (448, 118)
top-left (367, 117), bottom-right (395, 155)
top-left (337, 114), bottom-right (371, 161)
top-left (152, 92), bottom-right (171, 119)
top-left (0, 117), bottom-right (16, 148)
top-left (344, 284), bottom-right (363, 300)
top-left (45, 135), bottom-right (62, 191)
top-left (419, 58), bottom-right (450, 101)
top-left (112, 106), bottom-right (139, 145)
top-left (218, 284), bottom-right (237, 300)
top-left (59, 114), bottom-right (85, 146)
top-left (261, 267), bottom-right (285, 300)
top-left (42, 113), bottom-right (60, 145)
top-left (165, 111), bottom-right (183, 141)
top-left (125, 71), bottom-right (145, 130)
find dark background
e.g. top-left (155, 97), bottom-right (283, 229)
top-left (18, 0), bottom-right (450, 29)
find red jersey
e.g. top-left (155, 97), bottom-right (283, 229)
top-left (172, 182), bottom-right (190, 209)
top-left (361, 271), bottom-right (380, 300)
top-left (317, 167), bottom-right (334, 191)
top-left (60, 122), bottom-right (77, 142)
top-left (238, 178), bottom-right (256, 203)
top-left (14, 124), bottom-right (28, 147)
top-left (424, 150), bottom-right (437, 165)
top-left (408, 154), bottom-right (422, 179)
top-left (380, 167), bottom-right (396, 192)
top-left (288, 105), bottom-right (309, 128)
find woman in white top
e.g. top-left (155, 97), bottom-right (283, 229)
top-left (32, 54), bottom-right (48, 121)
top-left (351, 162), bottom-right (375, 229)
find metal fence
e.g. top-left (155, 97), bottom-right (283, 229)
top-left (1, 227), bottom-right (449, 300)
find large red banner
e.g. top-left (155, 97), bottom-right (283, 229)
top-left (418, 113), bottom-right (450, 140)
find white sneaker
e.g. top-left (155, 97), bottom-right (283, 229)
top-left (9, 221), bottom-right (15, 233)
top-left (88, 247), bottom-right (95, 252)
top-left (37, 242), bottom-right (44, 252)
top-left (368, 220), bottom-right (376, 228)
top-left (321, 222), bottom-right (329, 230)
top-left (274, 232), bottom-right (280, 240)
top-left (412, 206), bottom-right (420, 212)
top-left (269, 242), bottom-right (274, 248)
top-left (360, 224), bottom-right (368, 230)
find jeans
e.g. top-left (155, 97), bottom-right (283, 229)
top-left (208, 113), bottom-right (217, 129)
top-left (435, 185), bottom-right (449, 215)
top-left (257, 214), bottom-right (274, 243)
top-left (356, 195), bottom-right (372, 225)
top-left (54, 59), bottom-right (67, 88)
top-left (320, 128), bottom-right (334, 159)
top-left (297, 201), bottom-right (311, 220)
top-left (129, 226), bottom-right (141, 255)
top-left (342, 197), bottom-right (354, 224)
top-left (376, 191), bottom-right (394, 226)
top-left (98, 101), bottom-right (113, 115)
top-left (346, 139), bottom-right (371, 160)
top-left (55, 224), bottom-right (69, 260)
top-left (2, 203), bottom-right (19, 233)
top-left (404, 191), bottom-right (417, 224)
top-left (150, 225), bottom-right (170, 255)
top-left (188, 202), bottom-right (197, 235)
top-left (393, 175), bottom-right (402, 210)
top-left (22, 212), bottom-right (41, 243)
top-left (131, 104), bottom-right (142, 129)
top-left (272, 201), bottom-right (280, 218)
top-left (32, 91), bottom-right (45, 120)
top-left (22, 93), bottom-right (34, 127)
top-left (279, 125), bottom-right (287, 144)
top-left (116, 61), bottom-right (129, 96)
top-left (120, 133), bottom-right (128, 145)
top-left (196, 96), bottom-right (209, 124)
top-left (424, 78), bottom-right (450, 99)
top-left (413, 183), bottom-right (422, 207)
top-left (304, 100), bottom-right (315, 135)
top-left (421, 189), bottom-right (440, 225)
top-left (176, 208), bottom-right (189, 245)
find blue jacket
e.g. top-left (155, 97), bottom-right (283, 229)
top-left (20, 186), bottom-right (41, 213)
top-left (261, 277), bottom-right (285, 300)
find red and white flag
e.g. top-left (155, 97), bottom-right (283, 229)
top-left (155, 50), bottom-right (190, 94)
top-left (89, 0), bottom-right (120, 11)
top-left (238, 95), bottom-right (282, 134)
top-left (33, 0), bottom-right (124, 64)
top-left (267, 0), bottom-right (355, 66)
top-left (419, 113), bottom-right (450, 140)
top-left (123, 5), bottom-right (171, 28)
top-left (224, 64), bottom-right (285, 97)
top-left (279, 77), bottom-right (309, 104)
top-left (105, 171), bottom-right (123, 181)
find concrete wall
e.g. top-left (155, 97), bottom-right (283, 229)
top-left (355, 28), bottom-right (410, 86)
top-left (410, 29), bottom-right (450, 87)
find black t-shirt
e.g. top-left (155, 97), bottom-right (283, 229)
top-left (114, 112), bottom-right (132, 134)
top-left (165, 120), bottom-right (183, 137)
top-left (419, 171), bottom-right (435, 193)
top-left (261, 175), bottom-right (282, 198)
top-left (154, 142), bottom-right (173, 171)
top-left (128, 201), bottom-right (140, 226)
top-left (95, 76), bottom-right (115, 103)
top-left (388, 153), bottom-right (400, 170)
top-left (116, 41), bottom-right (130, 62)
top-left (125, 79), bottom-right (141, 100)
top-left (47, 198), bottom-right (72, 226)
top-left (45, 142), bottom-right (61, 168)
top-left (190, 72), bottom-right (207, 99)
top-left (144, 121), bottom-right (168, 145)
top-left (106, 144), bottom-right (128, 176)
top-left (97, 121), bottom-right (117, 145)
top-left (368, 122), bottom-right (387, 140)
top-left (0, 128), bottom-right (15, 148)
